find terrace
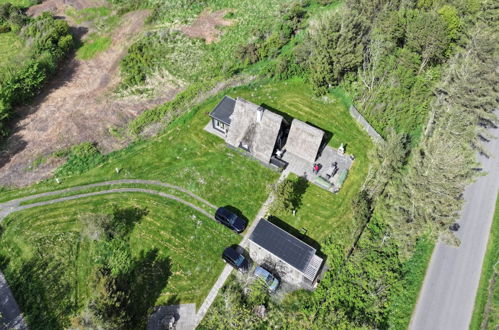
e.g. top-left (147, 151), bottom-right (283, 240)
top-left (281, 145), bottom-right (353, 192)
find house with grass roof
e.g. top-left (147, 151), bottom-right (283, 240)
top-left (206, 95), bottom-right (353, 192)
top-left (208, 96), bottom-right (289, 167)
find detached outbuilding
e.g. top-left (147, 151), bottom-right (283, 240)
top-left (248, 219), bottom-right (324, 289)
top-left (284, 119), bottom-right (324, 164)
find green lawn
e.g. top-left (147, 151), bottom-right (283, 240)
top-left (0, 32), bottom-right (26, 69)
top-left (470, 195), bottom-right (499, 330)
top-left (1, 79), bottom-right (371, 248)
top-left (231, 79), bottom-right (372, 247)
top-left (0, 79), bottom-right (371, 327)
top-left (0, 0), bottom-right (32, 7)
top-left (0, 193), bottom-right (239, 328)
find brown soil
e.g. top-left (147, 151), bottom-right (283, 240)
top-left (0, 6), bottom-right (181, 187)
top-left (180, 9), bottom-right (234, 44)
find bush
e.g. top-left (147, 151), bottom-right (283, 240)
top-left (0, 12), bottom-right (73, 139)
top-left (55, 142), bottom-right (106, 176)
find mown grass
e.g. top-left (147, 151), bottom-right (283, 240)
top-left (470, 195), bottom-right (499, 330)
top-left (1, 80), bottom-right (370, 248)
top-left (0, 193), bottom-right (239, 327)
top-left (0, 32), bottom-right (26, 69)
top-left (0, 79), bottom-right (371, 327)
top-left (233, 79), bottom-right (372, 246)
top-left (18, 182), bottom-right (215, 212)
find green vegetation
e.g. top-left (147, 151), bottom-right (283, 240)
top-left (201, 0), bottom-right (498, 328)
top-left (0, 0), bottom-right (31, 7)
top-left (76, 35), bottom-right (111, 60)
top-left (0, 193), bottom-right (239, 328)
top-left (118, 0), bottom-right (293, 89)
top-left (0, 32), bottom-right (25, 68)
top-left (470, 195), bottom-right (499, 330)
top-left (0, 6), bottom-right (73, 138)
top-left (66, 6), bottom-right (112, 23)
top-left (54, 142), bottom-right (107, 176)
top-left (387, 237), bottom-right (435, 329)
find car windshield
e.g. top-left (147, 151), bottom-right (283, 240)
top-left (228, 214), bottom-right (238, 225)
top-left (235, 254), bottom-right (245, 266)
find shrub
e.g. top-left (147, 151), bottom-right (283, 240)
top-left (55, 142), bottom-right (106, 176)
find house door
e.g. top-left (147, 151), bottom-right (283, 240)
top-left (215, 120), bottom-right (227, 132)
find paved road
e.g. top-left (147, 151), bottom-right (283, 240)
top-left (410, 124), bottom-right (499, 330)
top-left (0, 272), bottom-right (28, 330)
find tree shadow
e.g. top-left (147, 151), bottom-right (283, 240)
top-left (123, 249), bottom-right (172, 329)
top-left (8, 257), bottom-right (72, 330)
top-left (290, 175), bottom-right (309, 211)
top-left (147, 295), bottom-right (182, 329)
top-left (110, 205), bottom-right (149, 239)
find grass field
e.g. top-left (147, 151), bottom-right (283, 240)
top-left (0, 193), bottom-right (239, 328)
top-left (118, 0), bottom-right (291, 87)
top-left (0, 79), bottom-right (371, 327)
top-left (1, 80), bottom-right (371, 246)
top-left (232, 79), bottom-right (372, 246)
top-left (1, 79), bottom-right (370, 246)
top-left (68, 6), bottom-right (120, 60)
top-left (76, 35), bottom-right (111, 59)
top-left (0, 0), bottom-right (32, 7)
top-left (470, 195), bottom-right (499, 330)
top-left (0, 32), bottom-right (26, 69)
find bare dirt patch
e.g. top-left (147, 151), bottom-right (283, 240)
top-left (0, 8), bottom-right (182, 187)
top-left (180, 9), bottom-right (234, 44)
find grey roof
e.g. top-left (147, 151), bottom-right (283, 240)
top-left (285, 119), bottom-right (324, 163)
top-left (249, 219), bottom-right (322, 281)
top-left (226, 97), bottom-right (282, 163)
top-left (209, 96), bottom-right (236, 125)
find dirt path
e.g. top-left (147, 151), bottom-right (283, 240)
top-left (0, 5), bottom-right (181, 187)
top-left (0, 188), bottom-right (215, 221)
top-left (0, 179), bottom-right (217, 330)
top-left (0, 178), bottom-right (217, 221)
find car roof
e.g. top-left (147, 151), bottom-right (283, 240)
top-left (223, 246), bottom-right (240, 260)
top-left (216, 207), bottom-right (233, 217)
top-left (254, 266), bottom-right (271, 278)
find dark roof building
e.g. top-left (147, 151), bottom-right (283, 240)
top-left (209, 96), bottom-right (236, 125)
top-left (249, 219), bottom-right (323, 283)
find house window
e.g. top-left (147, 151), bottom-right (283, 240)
top-left (215, 120), bottom-right (226, 130)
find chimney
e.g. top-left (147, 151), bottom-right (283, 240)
top-left (256, 108), bottom-right (264, 123)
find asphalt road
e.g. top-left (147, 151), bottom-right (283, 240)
top-left (410, 124), bottom-right (499, 330)
top-left (0, 272), bottom-right (28, 329)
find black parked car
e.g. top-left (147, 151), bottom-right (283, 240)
top-left (215, 207), bottom-right (247, 233)
top-left (222, 246), bottom-right (249, 272)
